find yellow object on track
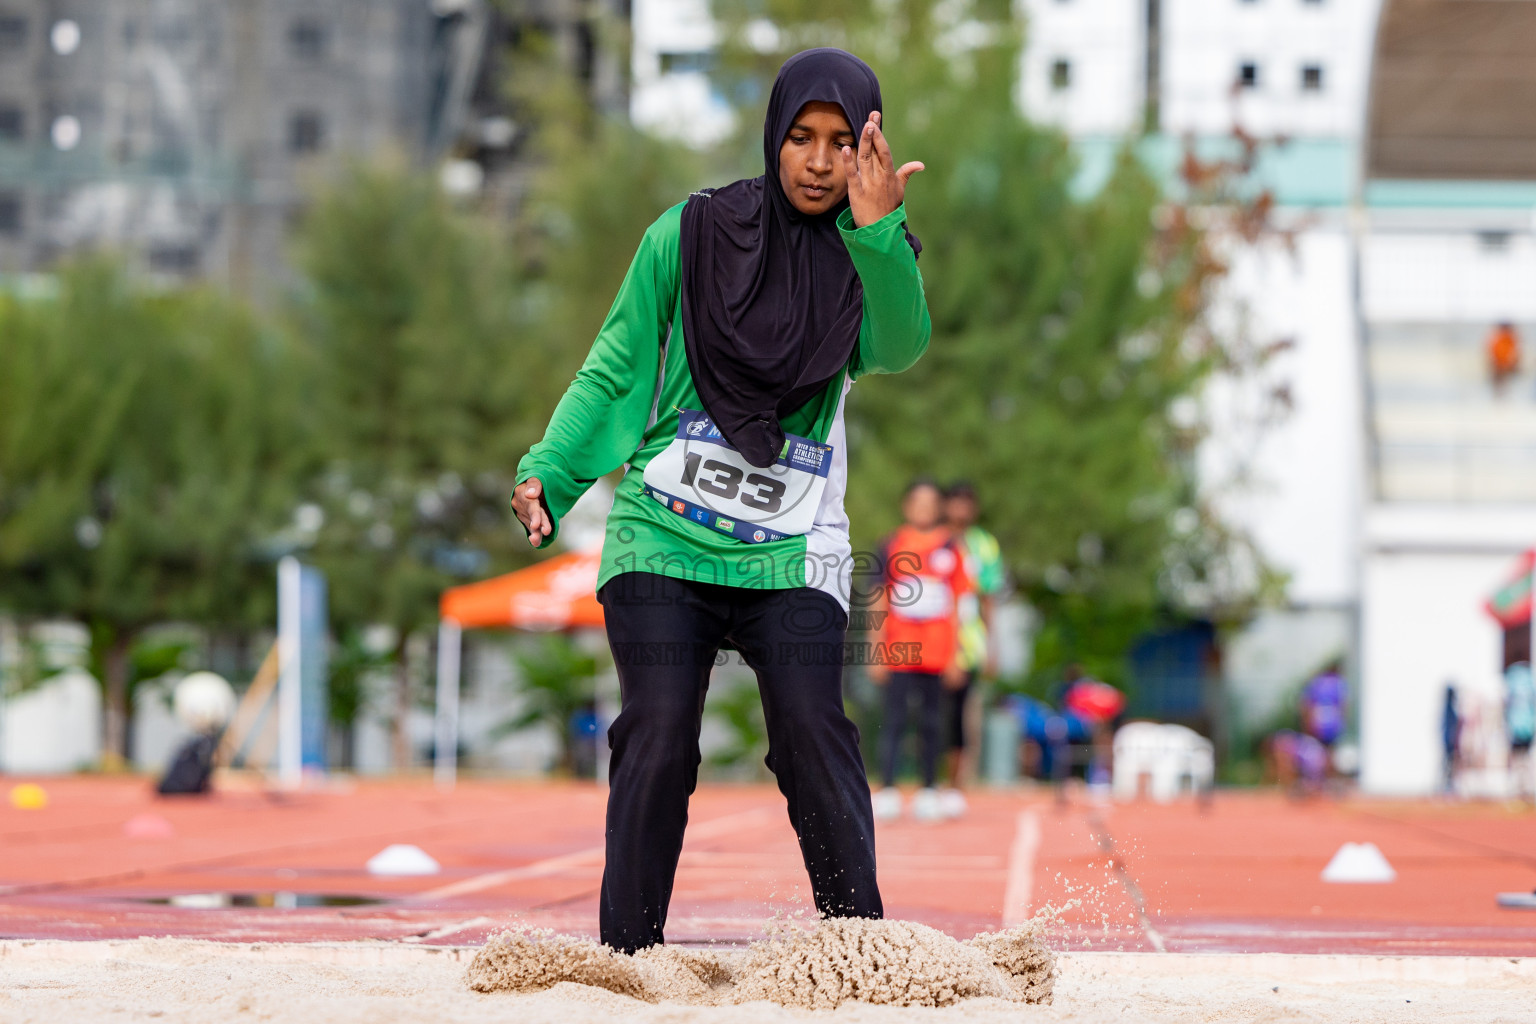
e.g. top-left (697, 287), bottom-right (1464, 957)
top-left (9, 782), bottom-right (48, 810)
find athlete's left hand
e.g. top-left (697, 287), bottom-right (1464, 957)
top-left (942, 661), bottom-right (968, 691)
top-left (843, 111), bottom-right (923, 228)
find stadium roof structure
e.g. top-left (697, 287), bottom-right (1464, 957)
top-left (1368, 0), bottom-right (1536, 181)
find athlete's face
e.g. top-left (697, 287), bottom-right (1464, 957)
top-left (902, 485), bottom-right (943, 530)
top-left (778, 102), bottom-right (855, 216)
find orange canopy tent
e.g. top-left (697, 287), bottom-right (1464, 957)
top-left (439, 549), bottom-right (605, 631)
top-left (432, 549), bottom-right (605, 788)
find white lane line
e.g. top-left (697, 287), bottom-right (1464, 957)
top-left (415, 806), bottom-right (779, 901)
top-left (1085, 809), bottom-right (1167, 953)
top-left (399, 916), bottom-right (499, 942)
top-left (1001, 808), bottom-right (1042, 927)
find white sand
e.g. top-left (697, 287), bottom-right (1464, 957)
top-left (2, 936), bottom-right (1533, 1023)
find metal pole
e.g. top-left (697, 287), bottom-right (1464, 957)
top-left (277, 556), bottom-right (302, 789)
top-left (434, 618), bottom-right (462, 790)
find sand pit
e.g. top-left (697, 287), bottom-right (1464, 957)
top-left (1, 936), bottom-right (1534, 1023)
top-left (465, 918), bottom-right (1056, 1008)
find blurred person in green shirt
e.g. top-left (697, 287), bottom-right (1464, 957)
top-left (940, 481), bottom-right (1006, 817)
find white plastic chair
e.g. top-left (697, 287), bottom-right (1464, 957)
top-left (1112, 722), bottom-right (1215, 802)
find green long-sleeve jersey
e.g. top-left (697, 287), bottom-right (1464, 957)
top-left (515, 199), bottom-right (931, 610)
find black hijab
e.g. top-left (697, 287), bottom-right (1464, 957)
top-left (678, 48), bottom-right (919, 469)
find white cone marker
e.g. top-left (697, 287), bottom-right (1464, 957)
top-left (366, 844), bottom-right (441, 876)
top-left (1321, 842), bottom-right (1396, 883)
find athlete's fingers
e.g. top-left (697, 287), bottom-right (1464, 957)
top-left (870, 122), bottom-right (895, 173)
top-left (896, 161), bottom-right (925, 187)
top-left (858, 116), bottom-right (876, 165)
top-left (525, 507), bottom-right (548, 547)
top-left (514, 478), bottom-right (552, 547)
top-left (841, 144), bottom-right (860, 189)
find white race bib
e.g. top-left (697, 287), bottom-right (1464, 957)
top-left (642, 409), bottom-right (833, 544)
top-left (896, 574), bottom-right (955, 621)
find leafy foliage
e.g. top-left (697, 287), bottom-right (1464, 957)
top-left (501, 29), bottom-right (706, 410)
top-left (495, 633), bottom-right (600, 774)
top-left (0, 262), bottom-right (301, 757)
top-left (704, 678), bottom-right (770, 777)
top-left (326, 629), bottom-right (392, 728)
top-left (289, 160), bottom-right (543, 637)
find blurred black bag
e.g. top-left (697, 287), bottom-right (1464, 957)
top-left (157, 734), bottom-right (217, 795)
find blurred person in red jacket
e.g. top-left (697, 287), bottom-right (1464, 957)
top-left (1060, 665), bottom-right (1125, 788)
top-left (868, 479), bottom-right (972, 822)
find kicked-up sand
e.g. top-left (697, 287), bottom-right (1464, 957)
top-left (1, 926), bottom-right (1533, 1023)
top-left (465, 918), bottom-right (1057, 1008)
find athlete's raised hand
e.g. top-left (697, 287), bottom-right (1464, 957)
top-left (512, 477), bottom-right (555, 548)
top-left (842, 110), bottom-right (923, 228)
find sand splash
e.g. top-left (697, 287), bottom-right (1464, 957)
top-left (465, 917), bottom-right (1057, 1009)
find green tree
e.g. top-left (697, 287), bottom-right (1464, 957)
top-left (502, 26), bottom-right (706, 394)
top-left (704, 679), bottom-right (770, 779)
top-left (493, 633), bottom-right (599, 775)
top-left (289, 160), bottom-right (551, 769)
top-left (0, 261), bottom-right (303, 762)
top-left (325, 628), bottom-right (394, 768)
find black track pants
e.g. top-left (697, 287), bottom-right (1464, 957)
top-left (596, 571), bottom-right (883, 953)
top-left (878, 670), bottom-right (944, 789)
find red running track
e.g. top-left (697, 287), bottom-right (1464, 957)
top-left (1, 776), bottom-right (1533, 954)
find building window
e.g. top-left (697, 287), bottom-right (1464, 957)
top-left (0, 191), bottom-right (19, 235)
top-left (289, 111), bottom-right (323, 153)
top-left (1478, 230), bottom-right (1512, 253)
top-left (0, 15), bottom-right (24, 51)
top-left (0, 105), bottom-right (21, 141)
top-left (288, 19), bottom-right (326, 61)
top-left (50, 114), bottom-right (80, 150)
top-left (1237, 61), bottom-right (1259, 89)
top-left (49, 19), bottom-right (80, 56)
top-left (1301, 64), bottom-right (1323, 92)
top-left (1050, 58), bottom-right (1072, 91)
